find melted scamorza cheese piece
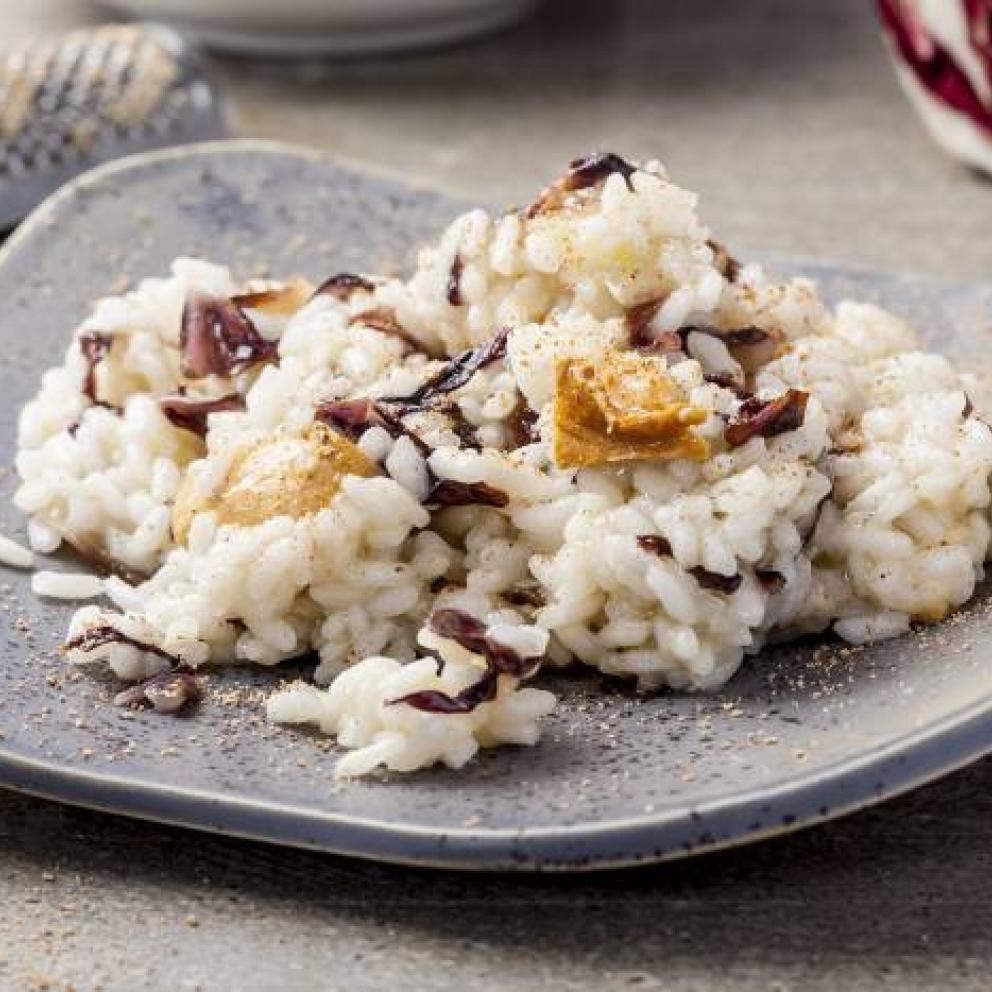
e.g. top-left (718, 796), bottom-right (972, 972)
top-left (172, 423), bottom-right (377, 543)
top-left (552, 352), bottom-right (710, 468)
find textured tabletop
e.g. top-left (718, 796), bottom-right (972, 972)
top-left (2, 0), bottom-right (992, 989)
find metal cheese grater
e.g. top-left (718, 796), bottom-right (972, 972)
top-left (0, 23), bottom-right (226, 230)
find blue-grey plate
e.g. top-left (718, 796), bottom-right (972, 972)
top-left (1, 141), bottom-right (992, 871)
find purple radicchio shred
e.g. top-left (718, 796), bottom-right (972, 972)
top-left (703, 372), bottom-right (750, 398)
top-left (180, 293), bottom-right (276, 378)
top-left (721, 326), bottom-right (772, 347)
top-left (722, 326), bottom-right (778, 373)
top-left (682, 324), bottom-right (778, 374)
top-left (629, 320), bottom-right (686, 355)
top-left (637, 534), bottom-right (743, 594)
top-left (707, 239), bottom-right (742, 282)
top-left (802, 493), bottom-right (831, 551)
top-left (63, 624), bottom-right (178, 663)
top-left (756, 569), bottom-right (787, 594)
top-left (113, 667), bottom-right (204, 714)
top-left (504, 582), bottom-right (546, 608)
top-left (636, 534), bottom-right (674, 557)
top-left (389, 608), bottom-right (539, 715)
top-left (313, 272), bottom-right (376, 301)
top-left (439, 401), bottom-right (482, 450)
top-left (319, 401), bottom-right (496, 504)
top-left (314, 397), bottom-right (381, 441)
top-left (160, 392), bottom-right (246, 438)
top-left (319, 392), bottom-right (480, 456)
top-left (507, 395), bottom-right (540, 448)
top-left (625, 300), bottom-right (664, 348)
top-left (525, 153), bottom-right (638, 219)
top-left (691, 569), bottom-right (743, 594)
top-left (387, 327), bottom-right (510, 406)
top-left (388, 668), bottom-right (500, 715)
top-left (447, 255), bottom-right (464, 307)
top-left (315, 397), bottom-right (432, 456)
top-left (64, 534), bottom-right (149, 586)
top-left (564, 152), bottom-right (637, 192)
top-left (428, 609), bottom-right (534, 677)
top-left (426, 479), bottom-right (509, 509)
top-left (724, 389), bottom-right (809, 447)
top-left (349, 307), bottom-right (427, 355)
top-left (78, 332), bottom-right (120, 409)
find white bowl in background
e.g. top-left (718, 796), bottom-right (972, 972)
top-left (99, 0), bottom-right (539, 56)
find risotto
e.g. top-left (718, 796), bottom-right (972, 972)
top-left (10, 153), bottom-right (992, 776)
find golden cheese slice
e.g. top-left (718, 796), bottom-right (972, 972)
top-left (553, 353), bottom-right (710, 468)
top-left (172, 423), bottom-right (376, 544)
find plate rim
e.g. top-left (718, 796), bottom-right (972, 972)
top-left (3, 684), bottom-right (992, 871)
top-left (3, 139), bottom-right (992, 871)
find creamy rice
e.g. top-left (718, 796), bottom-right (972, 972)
top-left (13, 154), bottom-right (992, 777)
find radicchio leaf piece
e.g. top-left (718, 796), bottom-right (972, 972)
top-left (428, 609), bottom-right (534, 678)
top-left (526, 152), bottom-right (638, 218)
top-left (564, 152), bottom-right (637, 192)
top-left (625, 299), bottom-right (665, 348)
top-left (447, 255), bottom-right (464, 306)
top-left (315, 397), bottom-right (432, 456)
top-left (426, 479), bottom-right (509, 509)
top-left (390, 327), bottom-right (510, 406)
top-left (437, 400), bottom-right (482, 450)
top-left (160, 392), bottom-right (246, 438)
top-left (64, 533), bottom-right (149, 586)
top-left (682, 324), bottom-right (779, 374)
top-left (114, 668), bottom-right (204, 714)
top-left (507, 395), bottom-right (540, 448)
top-left (691, 569), bottom-right (743, 594)
top-left (504, 582), bottom-right (546, 609)
top-left (725, 389), bottom-right (809, 447)
top-left (316, 330), bottom-right (513, 493)
top-left (349, 307), bottom-right (427, 355)
top-left (389, 608), bottom-right (539, 715)
top-left (388, 669), bottom-right (499, 715)
top-left (313, 272), bottom-right (375, 301)
top-left (703, 372), bottom-right (750, 398)
top-left (317, 399), bottom-right (508, 507)
top-left (626, 307), bottom-right (686, 353)
top-left (180, 293), bottom-right (276, 378)
top-left (756, 569), bottom-right (787, 594)
top-left (722, 326), bottom-right (779, 373)
top-left (314, 397), bottom-right (380, 441)
top-left (63, 624), bottom-right (178, 663)
top-left (636, 534), bottom-right (673, 557)
top-left (707, 238), bottom-right (742, 282)
top-left (78, 332), bottom-right (119, 408)
top-left (637, 534), bottom-right (743, 594)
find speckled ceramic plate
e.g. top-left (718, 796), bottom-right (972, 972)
top-left (2, 141), bottom-right (992, 871)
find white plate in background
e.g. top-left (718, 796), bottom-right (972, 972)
top-left (98, 0), bottom-right (539, 56)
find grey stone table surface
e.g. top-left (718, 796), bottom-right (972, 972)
top-left (2, 0), bottom-right (992, 989)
